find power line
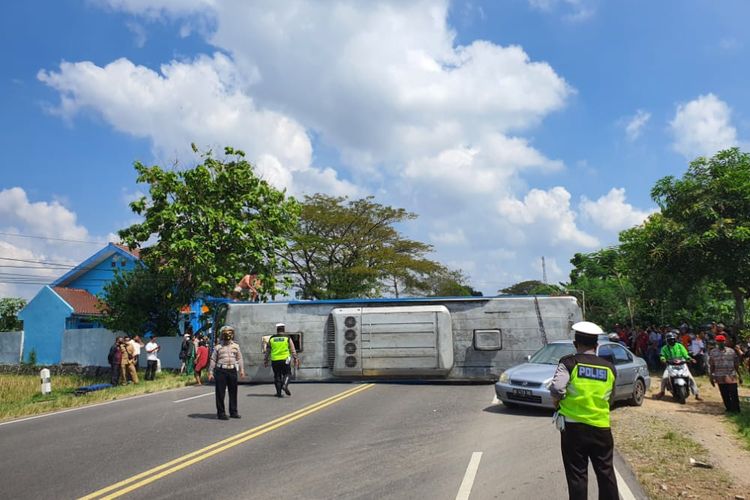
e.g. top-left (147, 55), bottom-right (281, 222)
top-left (0, 231), bottom-right (107, 245)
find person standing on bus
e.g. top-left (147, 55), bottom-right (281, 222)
top-left (208, 325), bottom-right (245, 420)
top-left (264, 323), bottom-right (299, 397)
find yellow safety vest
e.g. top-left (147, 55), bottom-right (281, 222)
top-left (558, 354), bottom-right (615, 428)
top-left (269, 335), bottom-right (291, 361)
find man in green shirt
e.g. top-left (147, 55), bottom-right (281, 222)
top-left (655, 331), bottom-right (702, 400)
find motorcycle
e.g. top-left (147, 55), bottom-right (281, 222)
top-left (666, 359), bottom-right (691, 404)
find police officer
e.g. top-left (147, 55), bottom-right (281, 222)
top-left (550, 321), bottom-right (619, 500)
top-left (264, 323), bottom-right (299, 397)
top-left (208, 325), bottom-right (245, 420)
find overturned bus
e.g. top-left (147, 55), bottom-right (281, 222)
top-left (213, 295), bottom-right (582, 383)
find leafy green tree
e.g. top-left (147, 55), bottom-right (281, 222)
top-left (284, 194), bottom-right (442, 299)
top-left (99, 265), bottom-right (186, 336)
top-left (622, 148), bottom-right (750, 329)
top-left (500, 280), bottom-right (562, 296)
top-left (118, 145), bottom-right (300, 301)
top-left (0, 297), bottom-right (25, 331)
top-left (408, 267), bottom-right (483, 297)
top-left (568, 248), bottom-right (638, 328)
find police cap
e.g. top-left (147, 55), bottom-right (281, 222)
top-left (572, 321), bottom-right (604, 336)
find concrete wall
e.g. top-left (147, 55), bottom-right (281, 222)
top-left (60, 329), bottom-right (184, 369)
top-left (0, 331), bottom-right (23, 364)
top-left (18, 286), bottom-right (73, 365)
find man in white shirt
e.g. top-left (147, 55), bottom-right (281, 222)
top-left (690, 332), bottom-right (706, 376)
top-left (144, 337), bottom-right (160, 381)
top-left (129, 335), bottom-right (144, 368)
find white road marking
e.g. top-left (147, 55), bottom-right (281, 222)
top-left (614, 466), bottom-right (637, 500)
top-left (173, 392), bottom-right (213, 403)
top-left (456, 451), bottom-right (483, 500)
top-left (0, 389), bottom-right (190, 427)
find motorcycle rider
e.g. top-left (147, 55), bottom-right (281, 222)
top-left (654, 331), bottom-right (702, 401)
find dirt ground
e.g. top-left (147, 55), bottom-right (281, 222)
top-left (612, 376), bottom-right (750, 499)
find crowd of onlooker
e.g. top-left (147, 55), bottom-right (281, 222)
top-left (178, 326), bottom-right (210, 385)
top-left (609, 321), bottom-right (748, 374)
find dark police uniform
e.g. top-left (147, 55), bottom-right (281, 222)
top-left (552, 349), bottom-right (618, 500)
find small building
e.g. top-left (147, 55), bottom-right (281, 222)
top-left (18, 243), bottom-right (140, 364)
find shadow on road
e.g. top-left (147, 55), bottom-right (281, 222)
top-left (483, 404), bottom-right (552, 418)
top-left (246, 393), bottom-right (278, 397)
top-left (188, 413), bottom-right (221, 419)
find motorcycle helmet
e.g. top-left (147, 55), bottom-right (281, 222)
top-left (665, 332), bottom-right (677, 345)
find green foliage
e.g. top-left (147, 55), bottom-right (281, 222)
top-left (568, 248), bottom-right (638, 328)
top-left (500, 280), bottom-right (562, 296)
top-left (284, 194), bottom-right (443, 299)
top-left (118, 146), bottom-right (300, 301)
top-left (0, 297), bottom-right (25, 332)
top-left (26, 349), bottom-right (37, 367)
top-left (621, 148), bottom-right (750, 328)
top-left (408, 267), bottom-right (482, 297)
top-left (99, 265), bottom-right (186, 336)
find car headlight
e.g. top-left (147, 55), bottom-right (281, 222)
top-left (543, 377), bottom-right (553, 389)
top-left (499, 372), bottom-right (510, 384)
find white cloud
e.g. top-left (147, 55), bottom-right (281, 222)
top-left (125, 20), bottom-right (148, 47)
top-left (38, 54), bottom-right (354, 196)
top-left (0, 188), bottom-right (115, 299)
top-left (429, 228), bottom-right (467, 246)
top-left (497, 187), bottom-right (599, 248)
top-left (528, 0), bottom-right (596, 21)
top-left (579, 188), bottom-right (655, 232)
top-left (624, 109), bottom-right (650, 141)
top-left (670, 93), bottom-right (738, 159)
top-left (44, 1), bottom-right (588, 296)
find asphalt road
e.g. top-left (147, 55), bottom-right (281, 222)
top-left (0, 383), bottom-right (645, 499)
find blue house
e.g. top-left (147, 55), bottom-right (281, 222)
top-left (18, 243), bottom-right (140, 364)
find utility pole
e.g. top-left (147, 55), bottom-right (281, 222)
top-left (541, 256), bottom-right (547, 284)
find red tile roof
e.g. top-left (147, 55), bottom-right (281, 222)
top-left (113, 243), bottom-right (141, 259)
top-left (53, 287), bottom-right (105, 316)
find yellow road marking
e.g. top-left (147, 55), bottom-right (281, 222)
top-left (80, 384), bottom-right (374, 500)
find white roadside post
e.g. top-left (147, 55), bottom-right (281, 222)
top-left (40, 368), bottom-right (51, 395)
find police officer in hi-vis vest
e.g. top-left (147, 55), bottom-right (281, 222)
top-left (264, 323), bottom-right (299, 397)
top-left (550, 321), bottom-right (619, 500)
top-left (208, 325), bottom-right (245, 420)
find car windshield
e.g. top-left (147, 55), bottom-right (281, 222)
top-left (528, 343), bottom-right (576, 365)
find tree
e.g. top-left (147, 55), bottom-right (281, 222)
top-left (0, 297), bottom-right (25, 331)
top-left (118, 146), bottom-right (300, 302)
top-left (99, 265), bottom-right (186, 336)
top-left (626, 148), bottom-right (750, 329)
top-left (568, 248), bottom-right (638, 328)
top-left (283, 194), bottom-right (442, 299)
top-left (408, 267), bottom-right (483, 297)
top-left (500, 280), bottom-right (562, 296)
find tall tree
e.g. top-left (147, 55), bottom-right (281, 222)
top-left (99, 265), bottom-right (186, 336)
top-left (568, 248), bottom-right (638, 328)
top-left (118, 146), bottom-right (300, 301)
top-left (0, 297), bottom-right (25, 332)
top-left (625, 148), bottom-right (750, 329)
top-left (284, 194), bottom-right (442, 299)
top-left (408, 267), bottom-right (482, 297)
top-left (500, 280), bottom-right (562, 296)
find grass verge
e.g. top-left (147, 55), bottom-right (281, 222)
top-left (612, 413), bottom-right (733, 499)
top-left (0, 371), bottom-right (195, 421)
top-left (726, 400), bottom-right (750, 450)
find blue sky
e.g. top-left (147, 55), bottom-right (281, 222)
top-left (1, 0), bottom-right (749, 299)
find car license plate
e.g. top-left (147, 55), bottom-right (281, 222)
top-left (512, 388), bottom-right (532, 397)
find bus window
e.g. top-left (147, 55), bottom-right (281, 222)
top-left (474, 329), bottom-right (502, 351)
